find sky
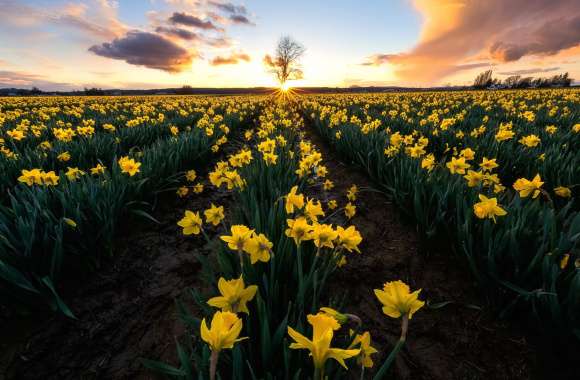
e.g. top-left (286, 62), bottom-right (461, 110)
top-left (0, 0), bottom-right (579, 90)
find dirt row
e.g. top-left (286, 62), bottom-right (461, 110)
top-left (305, 128), bottom-right (536, 380)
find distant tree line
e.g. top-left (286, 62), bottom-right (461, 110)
top-left (473, 70), bottom-right (573, 89)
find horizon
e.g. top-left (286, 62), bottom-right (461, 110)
top-left (1, 0), bottom-right (579, 91)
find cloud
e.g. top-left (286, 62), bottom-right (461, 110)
top-left (156, 26), bottom-right (200, 40)
top-left (169, 12), bottom-right (222, 31)
top-left (228, 14), bottom-right (254, 25)
top-left (263, 54), bottom-right (276, 69)
top-left (369, 0), bottom-right (580, 84)
top-left (0, 0), bottom-right (127, 40)
top-left (498, 67), bottom-right (561, 76)
top-left (89, 30), bottom-right (196, 72)
top-left (208, 1), bottom-right (247, 15)
top-left (0, 70), bottom-right (75, 90)
top-left (210, 52), bottom-right (250, 66)
top-left (489, 15), bottom-right (580, 62)
top-left (360, 54), bottom-right (399, 66)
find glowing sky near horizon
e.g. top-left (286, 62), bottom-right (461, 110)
top-left (0, 0), bottom-right (579, 90)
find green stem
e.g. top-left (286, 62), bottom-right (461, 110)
top-left (313, 366), bottom-right (324, 380)
top-left (209, 350), bottom-right (219, 380)
top-left (372, 314), bottom-right (408, 380)
top-left (296, 243), bottom-right (304, 304)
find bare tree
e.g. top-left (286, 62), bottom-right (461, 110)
top-left (264, 36), bottom-right (305, 86)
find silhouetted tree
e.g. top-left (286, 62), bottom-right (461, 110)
top-left (264, 36), bottom-right (305, 86)
top-left (473, 70), bottom-right (493, 89)
top-left (84, 87), bottom-right (105, 96)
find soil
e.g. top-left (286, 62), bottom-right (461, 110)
top-left (1, 188), bottom-right (232, 380)
top-left (306, 128), bottom-right (536, 380)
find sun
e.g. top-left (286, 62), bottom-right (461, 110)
top-left (280, 82), bottom-right (291, 92)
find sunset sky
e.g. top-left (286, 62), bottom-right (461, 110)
top-left (0, 0), bottom-right (579, 90)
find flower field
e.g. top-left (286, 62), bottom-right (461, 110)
top-left (1, 89), bottom-right (579, 379)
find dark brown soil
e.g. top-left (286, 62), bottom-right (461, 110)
top-left (307, 129), bottom-right (536, 380)
top-left (1, 188), bottom-right (231, 380)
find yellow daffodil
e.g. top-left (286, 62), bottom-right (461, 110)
top-left (473, 194), bottom-right (507, 222)
top-left (554, 186), bottom-right (572, 198)
top-left (285, 186), bottom-right (305, 214)
top-left (285, 217), bottom-right (314, 245)
top-left (312, 224), bottom-right (338, 249)
top-left (90, 163), bottom-right (106, 175)
top-left (244, 233), bottom-right (272, 264)
top-left (201, 311), bottom-right (246, 380)
top-left (305, 199), bottom-right (325, 222)
top-left (344, 202), bottom-right (356, 219)
top-left (287, 313), bottom-right (360, 375)
top-left (18, 168), bottom-right (43, 186)
top-left (221, 225), bottom-right (254, 251)
top-left (177, 210), bottom-right (203, 235)
top-left (336, 225), bottom-right (362, 253)
top-left (348, 331), bottom-right (378, 368)
top-left (374, 280), bottom-right (424, 319)
top-left (513, 174), bottom-right (543, 198)
top-left (186, 169), bottom-right (197, 182)
top-left (204, 203), bottom-right (225, 226)
top-left (207, 276), bottom-right (258, 314)
top-left (65, 167), bottom-right (86, 181)
top-left (176, 186), bottom-right (189, 198)
top-left (118, 156), bottom-right (141, 176)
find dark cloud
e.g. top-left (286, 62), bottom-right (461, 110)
top-left (490, 15), bottom-right (580, 62)
top-left (204, 36), bottom-right (232, 48)
top-left (229, 14), bottom-right (254, 25)
top-left (498, 67), bottom-right (561, 76)
top-left (155, 26), bottom-right (200, 41)
top-left (88, 30), bottom-right (195, 72)
top-left (208, 1), bottom-right (247, 15)
top-left (169, 12), bottom-right (222, 31)
top-left (360, 54), bottom-right (399, 66)
top-left (210, 52), bottom-right (250, 66)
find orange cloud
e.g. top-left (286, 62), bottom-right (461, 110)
top-left (369, 0), bottom-right (580, 84)
top-left (210, 52), bottom-right (250, 66)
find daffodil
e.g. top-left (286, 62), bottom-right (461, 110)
top-left (348, 331), bottom-right (378, 368)
top-left (336, 226), bottom-right (362, 253)
top-left (285, 217), bottom-right (314, 245)
top-left (244, 233), bottom-right (272, 264)
top-left (201, 311), bottom-right (246, 380)
top-left (185, 169), bottom-right (197, 182)
top-left (312, 224), bottom-right (338, 249)
top-left (118, 156), bottom-right (141, 176)
top-left (513, 174), bottom-right (543, 198)
top-left (204, 203), bottom-right (225, 226)
top-left (90, 163), bottom-right (106, 175)
top-left (18, 168), bottom-right (43, 186)
top-left (287, 313), bottom-right (360, 378)
top-left (305, 199), bottom-right (325, 222)
top-left (554, 186), bottom-right (571, 198)
top-left (374, 280), bottom-right (424, 319)
top-left (344, 202), bottom-right (356, 219)
top-left (177, 210), bottom-right (203, 235)
top-left (446, 156), bottom-right (470, 175)
top-left (285, 185), bottom-right (305, 214)
top-left (176, 186), bottom-right (189, 197)
top-left (207, 276), bottom-right (258, 314)
top-left (473, 194), bottom-right (507, 222)
top-left (65, 167), bottom-right (86, 181)
top-left (221, 225), bottom-right (253, 251)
